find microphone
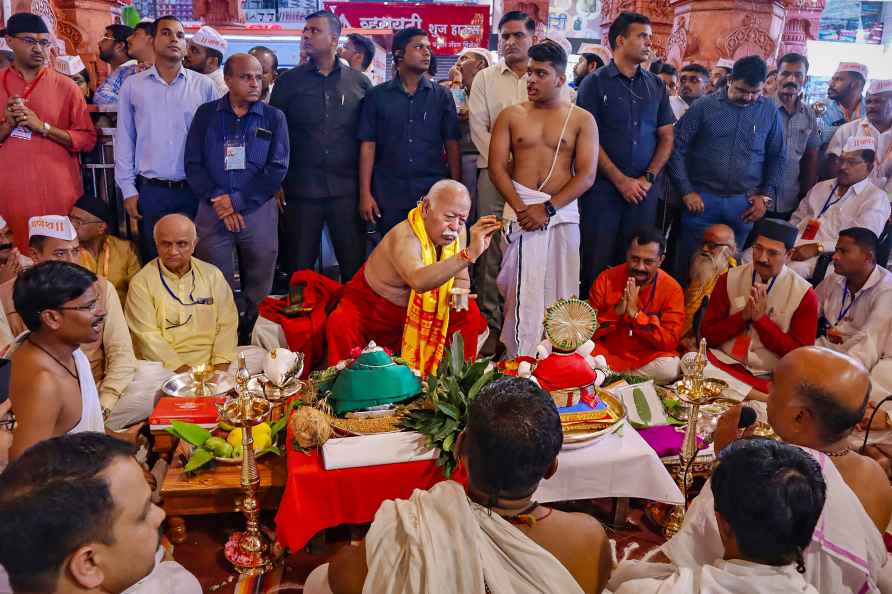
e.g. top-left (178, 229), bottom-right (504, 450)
top-left (738, 405), bottom-right (757, 429)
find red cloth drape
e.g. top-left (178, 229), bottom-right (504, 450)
top-left (258, 270), bottom-right (344, 377)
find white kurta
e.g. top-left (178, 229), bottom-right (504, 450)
top-left (206, 67), bottom-right (228, 99)
top-left (787, 177), bottom-right (890, 278)
top-left (609, 558), bottom-right (818, 594)
top-left (497, 181), bottom-right (580, 358)
top-left (122, 548), bottom-right (202, 594)
top-left (662, 447), bottom-right (889, 594)
top-left (815, 266), bottom-right (892, 370)
top-left (468, 61), bottom-right (528, 169)
top-left (827, 118), bottom-right (892, 194)
top-left (669, 96), bottom-right (689, 120)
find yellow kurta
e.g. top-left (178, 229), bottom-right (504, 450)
top-left (125, 257), bottom-right (238, 371)
top-left (0, 275), bottom-right (135, 411)
top-left (80, 235), bottom-right (141, 305)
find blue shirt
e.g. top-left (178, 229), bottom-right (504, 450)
top-left (114, 65), bottom-right (218, 197)
top-left (357, 74), bottom-right (461, 210)
top-left (93, 62), bottom-right (137, 106)
top-left (576, 61), bottom-right (675, 181)
top-left (816, 97), bottom-right (863, 146)
top-left (184, 95), bottom-right (290, 214)
top-left (668, 89), bottom-right (786, 200)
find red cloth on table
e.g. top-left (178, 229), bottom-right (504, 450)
top-left (700, 272), bottom-right (818, 391)
top-left (588, 265), bottom-right (685, 371)
top-left (0, 65), bottom-right (97, 251)
top-left (325, 265), bottom-right (487, 366)
top-left (275, 424), bottom-right (467, 551)
top-left (258, 270), bottom-right (343, 377)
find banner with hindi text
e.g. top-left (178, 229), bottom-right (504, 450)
top-left (323, 2), bottom-right (491, 56)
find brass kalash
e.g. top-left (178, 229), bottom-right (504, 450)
top-left (217, 353), bottom-right (274, 574)
top-left (663, 338), bottom-right (727, 537)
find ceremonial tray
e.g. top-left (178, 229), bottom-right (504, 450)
top-left (161, 370), bottom-right (235, 398)
top-left (560, 391), bottom-right (626, 449)
top-left (247, 375), bottom-right (305, 402)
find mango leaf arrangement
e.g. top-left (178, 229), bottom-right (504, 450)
top-left (166, 409), bottom-right (292, 473)
top-left (398, 334), bottom-right (500, 477)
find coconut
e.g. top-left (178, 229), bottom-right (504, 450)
top-left (290, 406), bottom-right (332, 450)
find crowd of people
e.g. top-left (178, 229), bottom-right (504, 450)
top-left (2, 4), bottom-right (892, 593)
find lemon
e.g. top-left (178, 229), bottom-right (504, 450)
top-left (226, 425), bottom-right (271, 448)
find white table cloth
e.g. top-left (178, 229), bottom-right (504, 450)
top-left (322, 424), bottom-right (683, 505)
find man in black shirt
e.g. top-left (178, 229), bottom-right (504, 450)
top-left (270, 10), bottom-right (371, 281)
top-left (357, 27), bottom-right (461, 235)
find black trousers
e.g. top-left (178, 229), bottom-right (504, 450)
top-left (282, 193), bottom-right (366, 283)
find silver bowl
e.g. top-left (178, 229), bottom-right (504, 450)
top-left (160, 370), bottom-right (235, 398)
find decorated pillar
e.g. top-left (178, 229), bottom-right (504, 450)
top-left (599, 0), bottom-right (675, 60)
top-left (665, 0), bottom-right (786, 69)
top-left (193, 0), bottom-right (245, 27)
top-left (779, 0), bottom-right (825, 58)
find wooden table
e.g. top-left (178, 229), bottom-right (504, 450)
top-left (161, 455), bottom-right (287, 543)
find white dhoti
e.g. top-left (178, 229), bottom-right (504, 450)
top-left (610, 558), bottom-right (818, 594)
top-left (662, 446), bottom-right (889, 593)
top-left (363, 480), bottom-right (584, 594)
top-left (498, 181), bottom-right (580, 358)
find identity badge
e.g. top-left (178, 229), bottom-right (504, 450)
top-left (224, 140), bottom-right (246, 171)
top-left (10, 126), bottom-right (32, 141)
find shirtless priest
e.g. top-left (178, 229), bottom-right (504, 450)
top-left (325, 180), bottom-right (500, 376)
top-left (7, 261), bottom-right (106, 461)
top-left (489, 40), bottom-right (598, 358)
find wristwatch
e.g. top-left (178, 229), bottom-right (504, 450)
top-left (42, 121), bottom-right (51, 137)
top-left (543, 200), bottom-right (557, 217)
top-left (643, 171), bottom-right (656, 183)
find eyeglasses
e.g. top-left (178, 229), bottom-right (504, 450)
top-left (839, 158), bottom-right (866, 167)
top-left (703, 241), bottom-right (733, 251)
top-left (752, 244), bottom-right (786, 258)
top-left (14, 36), bottom-right (52, 49)
top-left (69, 216), bottom-right (104, 228)
top-left (52, 299), bottom-right (100, 313)
top-left (165, 313), bottom-right (193, 331)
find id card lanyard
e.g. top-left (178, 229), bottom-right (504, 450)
top-left (222, 111), bottom-right (246, 172)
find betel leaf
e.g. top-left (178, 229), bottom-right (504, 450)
top-left (184, 447), bottom-right (215, 472)
top-left (633, 388), bottom-right (652, 425)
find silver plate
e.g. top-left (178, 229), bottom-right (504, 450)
top-left (247, 375), bottom-right (305, 401)
top-left (161, 371), bottom-right (235, 398)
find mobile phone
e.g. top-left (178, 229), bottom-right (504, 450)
top-left (0, 359), bottom-right (10, 404)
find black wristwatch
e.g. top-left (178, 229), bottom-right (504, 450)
top-left (543, 200), bottom-right (557, 217)
top-left (643, 171), bottom-right (656, 183)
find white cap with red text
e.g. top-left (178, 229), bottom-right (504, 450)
top-left (55, 54), bottom-right (85, 76)
top-left (191, 26), bottom-right (228, 54)
top-left (716, 58), bottom-right (735, 70)
top-left (835, 62), bottom-right (869, 79)
top-left (457, 47), bottom-right (491, 68)
top-left (28, 215), bottom-right (77, 241)
top-left (843, 136), bottom-right (877, 153)
top-left (868, 79), bottom-right (892, 95)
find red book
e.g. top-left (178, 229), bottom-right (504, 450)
top-left (149, 396), bottom-right (224, 430)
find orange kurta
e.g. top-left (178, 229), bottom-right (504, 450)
top-left (0, 65), bottom-right (97, 251)
top-left (588, 264), bottom-right (685, 371)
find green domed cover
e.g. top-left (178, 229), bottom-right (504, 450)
top-left (330, 346), bottom-right (422, 415)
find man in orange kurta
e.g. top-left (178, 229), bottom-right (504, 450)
top-left (0, 14), bottom-right (97, 252)
top-left (588, 228), bottom-right (685, 383)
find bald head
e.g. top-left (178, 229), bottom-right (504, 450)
top-left (154, 214), bottom-right (197, 275)
top-left (769, 347), bottom-right (870, 446)
top-left (224, 53), bottom-right (264, 104)
top-left (703, 224), bottom-right (736, 252)
top-left (422, 180), bottom-right (471, 246)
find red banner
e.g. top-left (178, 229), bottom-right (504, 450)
top-left (324, 2), bottom-right (491, 56)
